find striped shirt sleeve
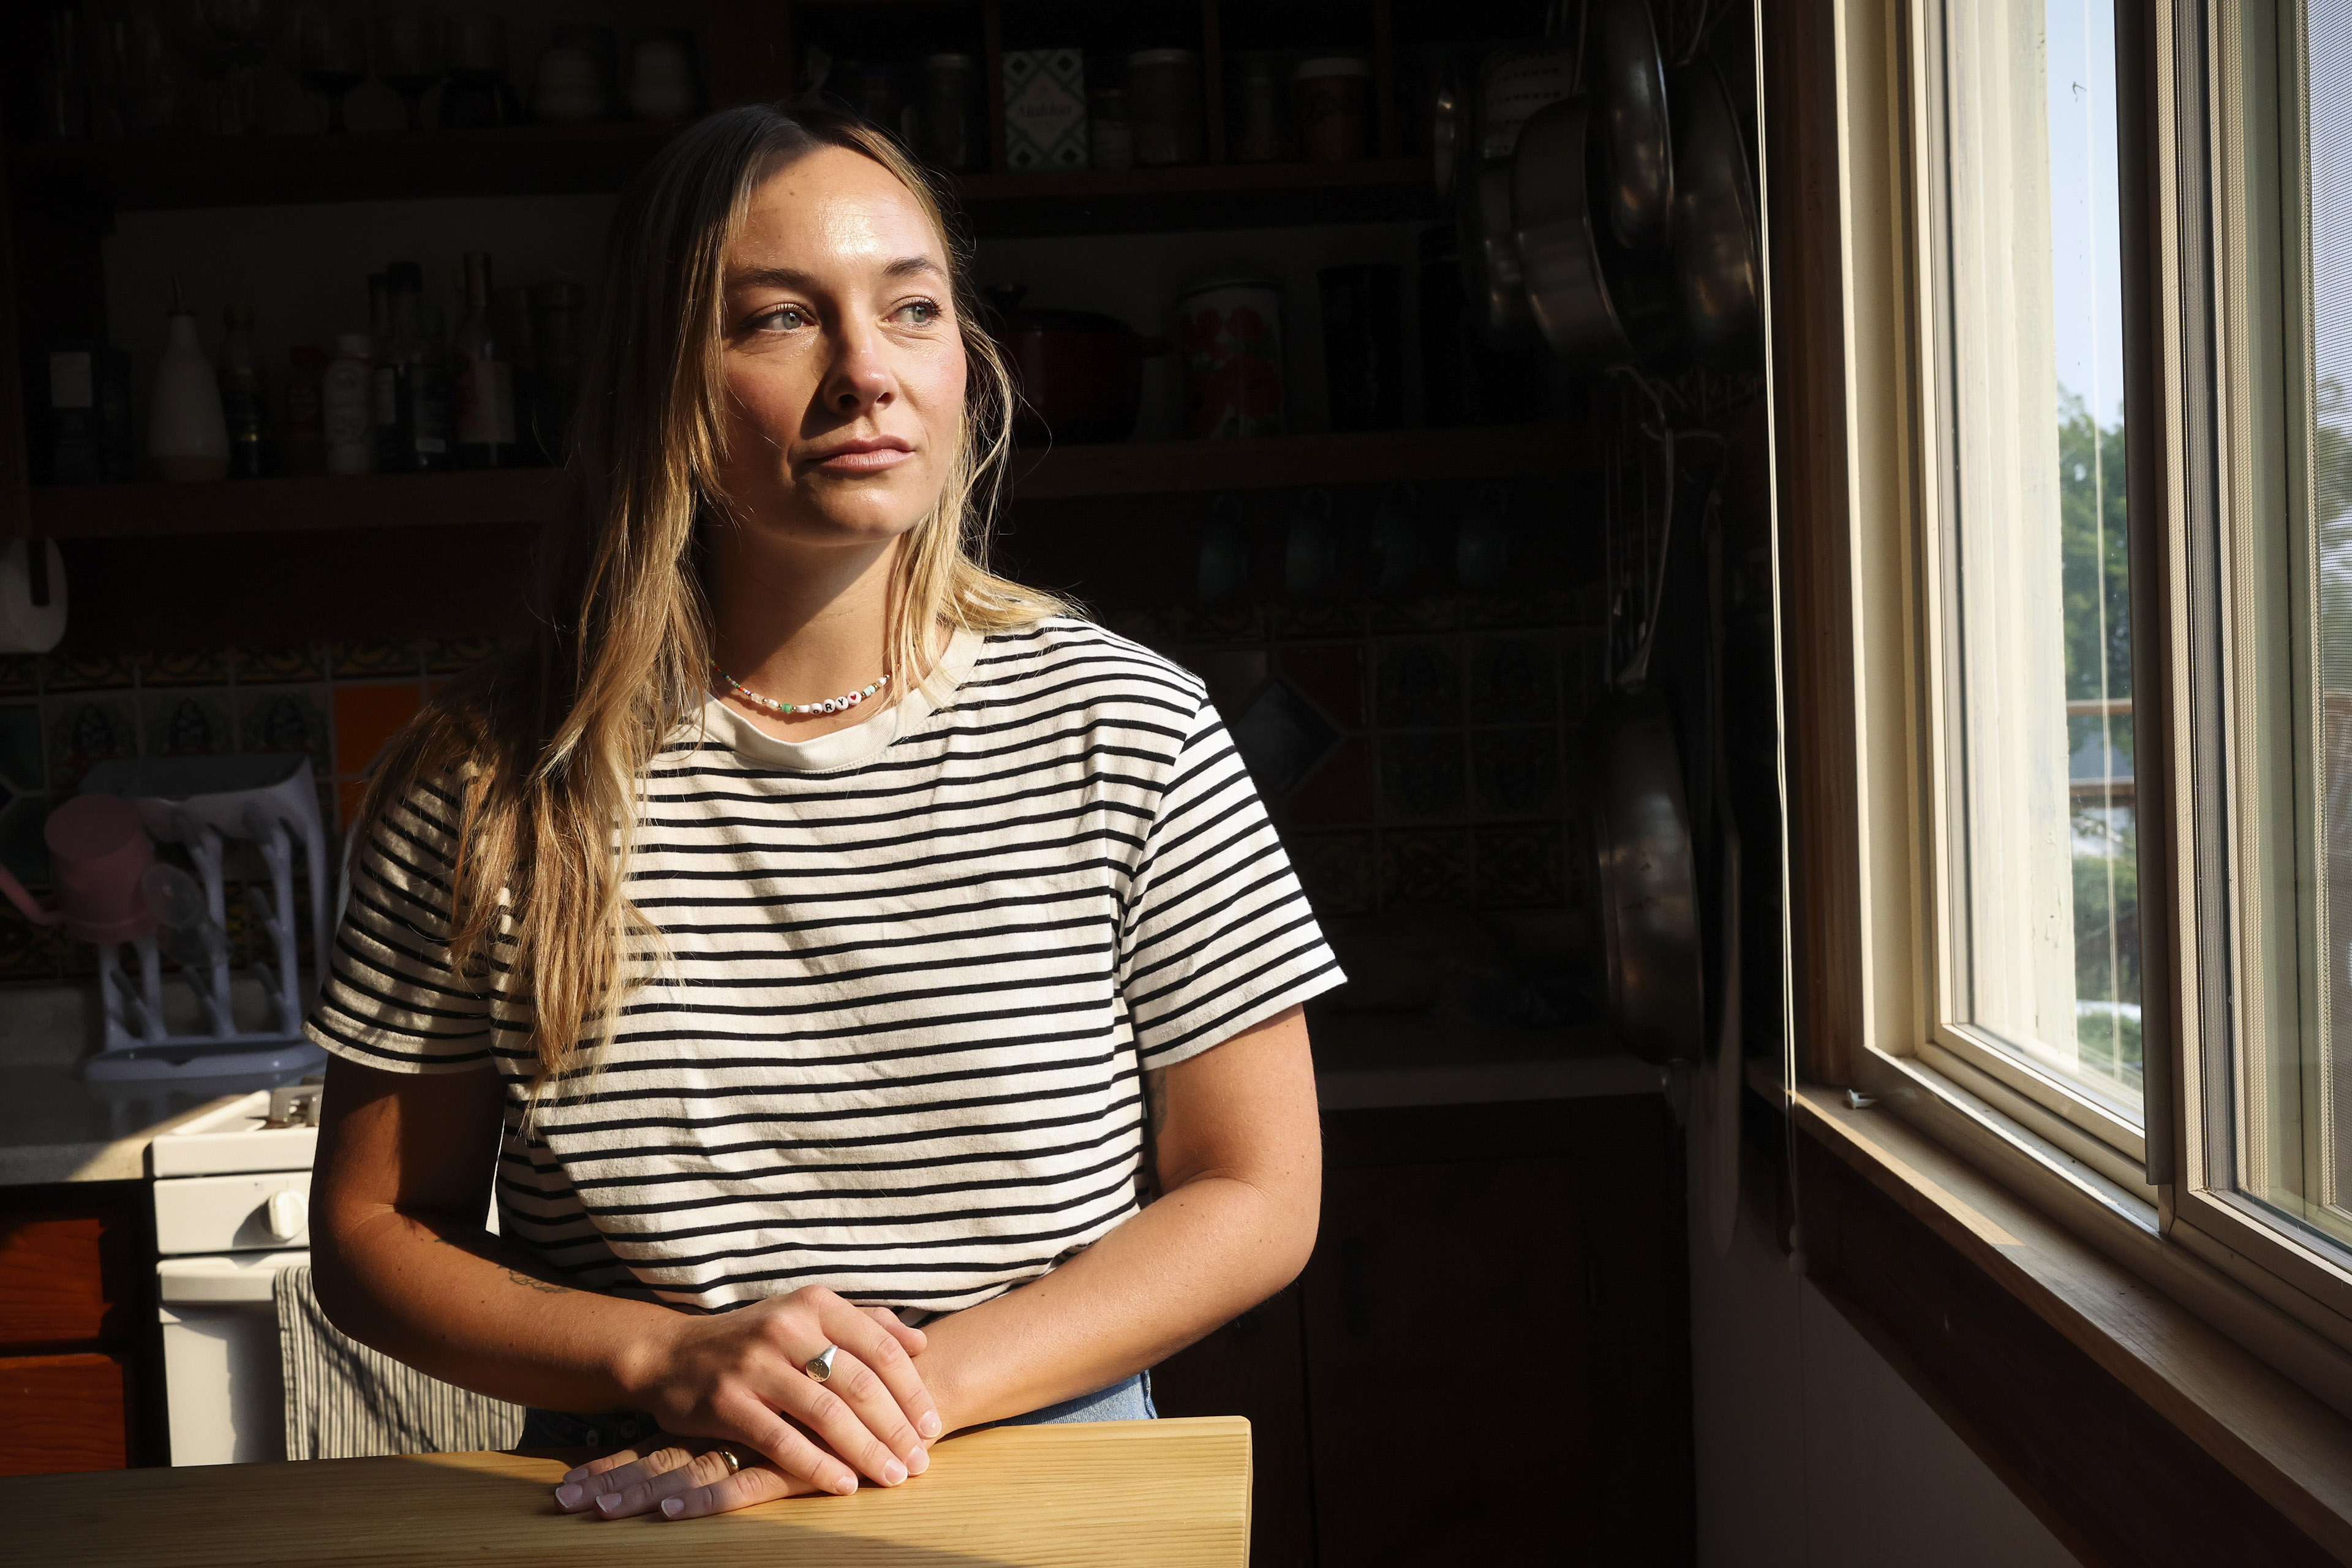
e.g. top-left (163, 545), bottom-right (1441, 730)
top-left (304, 774), bottom-right (499, 1074)
top-left (1115, 695), bottom-right (1345, 1071)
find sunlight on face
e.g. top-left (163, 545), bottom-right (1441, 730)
top-left (714, 145), bottom-right (967, 548)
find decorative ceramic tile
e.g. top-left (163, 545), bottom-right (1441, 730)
top-left (331, 682), bottom-right (424, 776)
top-left (1172, 601), bottom-right (1265, 644)
top-left (0, 704), bottom-right (42, 791)
top-left (235, 644), bottom-right (326, 684)
top-left (1562, 630), bottom-right (1607, 725)
top-left (1469, 636), bottom-right (1558, 724)
top-left (1267, 600), bottom-right (1366, 640)
top-left (1285, 735), bottom-right (1374, 826)
top-left (142, 690), bottom-right (236, 758)
top-left (1366, 594), bottom-right (1461, 635)
top-left (0, 789), bottom-right (49, 889)
top-left (1229, 679), bottom-right (1340, 799)
top-left (1181, 649), bottom-right (1268, 720)
top-left (45, 696), bottom-right (137, 792)
top-left (238, 687), bottom-right (333, 767)
top-left (1378, 732), bottom-right (1466, 820)
top-left (1472, 728), bottom-right (1561, 816)
top-left (1289, 832), bottom-right (1376, 916)
top-left (0, 900), bottom-right (69, 980)
top-left (1474, 823), bottom-right (1566, 908)
top-left (424, 636), bottom-right (501, 675)
top-left (1277, 644), bottom-right (1366, 728)
top-left (329, 640), bottom-right (423, 679)
top-left (141, 647), bottom-right (235, 687)
top-left (0, 655), bottom-right (40, 696)
top-left (1464, 585), bottom-right (1579, 629)
top-left (41, 650), bottom-right (133, 692)
top-left (1374, 639), bottom-right (1462, 728)
top-left (1377, 829), bottom-right (1472, 907)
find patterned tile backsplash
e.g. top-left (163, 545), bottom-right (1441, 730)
top-left (0, 638), bottom-right (504, 984)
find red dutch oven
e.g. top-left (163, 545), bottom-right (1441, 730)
top-left (989, 291), bottom-right (1170, 445)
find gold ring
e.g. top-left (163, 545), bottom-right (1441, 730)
top-left (713, 1446), bottom-right (744, 1476)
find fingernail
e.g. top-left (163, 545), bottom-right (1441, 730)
top-left (883, 1460), bottom-right (908, 1485)
top-left (596, 1493), bottom-right (624, 1513)
top-left (554, 1483), bottom-right (584, 1509)
top-left (661, 1498), bottom-right (684, 1519)
top-left (834, 1474), bottom-right (859, 1496)
top-left (907, 1446), bottom-right (929, 1476)
top-left (919, 1412), bottom-right (943, 1439)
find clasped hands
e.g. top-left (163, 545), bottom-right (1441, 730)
top-left (551, 1284), bottom-right (943, 1522)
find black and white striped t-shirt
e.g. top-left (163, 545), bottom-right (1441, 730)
top-left (307, 618), bottom-right (1343, 1313)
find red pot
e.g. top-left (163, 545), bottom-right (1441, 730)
top-left (992, 309), bottom-right (1170, 445)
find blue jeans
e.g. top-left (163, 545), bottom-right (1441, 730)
top-left (518, 1370), bottom-right (1156, 1450)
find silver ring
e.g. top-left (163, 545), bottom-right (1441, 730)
top-left (803, 1344), bottom-right (839, 1383)
top-left (712, 1446), bottom-right (744, 1476)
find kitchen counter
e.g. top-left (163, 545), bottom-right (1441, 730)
top-left (9, 1417), bottom-right (1251, 1567)
top-left (0, 1060), bottom-right (247, 1186)
top-left (1310, 1012), bottom-right (1663, 1110)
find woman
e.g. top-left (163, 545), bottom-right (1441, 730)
top-left (306, 103), bottom-right (1339, 1524)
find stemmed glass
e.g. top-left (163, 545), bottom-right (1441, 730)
top-left (175, 0), bottom-right (280, 135)
top-left (297, 7), bottom-right (366, 132)
top-left (371, 13), bottom-right (441, 131)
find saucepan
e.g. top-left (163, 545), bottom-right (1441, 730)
top-left (987, 287), bottom-right (1170, 445)
top-left (1512, 96), bottom-right (1680, 368)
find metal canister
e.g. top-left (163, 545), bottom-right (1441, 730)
top-left (1180, 279), bottom-right (1284, 439)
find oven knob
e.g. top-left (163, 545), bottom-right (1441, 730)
top-left (266, 1188), bottom-right (309, 1242)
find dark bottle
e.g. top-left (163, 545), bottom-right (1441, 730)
top-left (529, 279), bottom-right (587, 464)
top-left (492, 284), bottom-right (546, 466)
top-left (452, 252), bottom-right (517, 467)
top-left (369, 270), bottom-right (402, 469)
top-left (219, 304), bottom-right (268, 478)
top-left (282, 344), bottom-right (327, 475)
top-left (378, 261), bottom-right (451, 471)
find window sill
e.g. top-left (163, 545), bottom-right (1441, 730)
top-left (1774, 1068), bottom-right (2352, 1561)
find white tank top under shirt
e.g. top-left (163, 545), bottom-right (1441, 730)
top-left (306, 617), bottom-right (1344, 1314)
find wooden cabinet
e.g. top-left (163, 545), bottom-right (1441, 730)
top-left (0, 1182), bottom-right (157, 1474)
top-left (1154, 1094), bottom-right (1694, 1567)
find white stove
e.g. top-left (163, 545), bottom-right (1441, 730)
top-left (149, 1084), bottom-right (320, 1466)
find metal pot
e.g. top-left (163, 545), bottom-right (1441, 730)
top-left (1588, 0), bottom-right (1674, 255)
top-left (1513, 95), bottom-right (1683, 369)
top-left (1669, 56), bottom-right (1763, 368)
top-left (1587, 684), bottom-right (1705, 1065)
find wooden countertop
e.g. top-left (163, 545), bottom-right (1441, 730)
top-left (7, 1417), bottom-right (1250, 1567)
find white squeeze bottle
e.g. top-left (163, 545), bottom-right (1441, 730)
top-left (323, 333), bottom-right (375, 475)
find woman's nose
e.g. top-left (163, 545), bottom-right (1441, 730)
top-left (825, 329), bottom-right (895, 415)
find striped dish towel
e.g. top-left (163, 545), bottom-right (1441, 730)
top-left (274, 1264), bottom-right (525, 1460)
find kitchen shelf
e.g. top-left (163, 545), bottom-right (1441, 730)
top-left (7, 129), bottom-right (1438, 233)
top-left (29, 425), bottom-right (1601, 540)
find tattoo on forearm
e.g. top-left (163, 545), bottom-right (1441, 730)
top-left (505, 1267), bottom-right (573, 1296)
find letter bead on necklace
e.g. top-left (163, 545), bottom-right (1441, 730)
top-left (712, 663), bottom-right (889, 717)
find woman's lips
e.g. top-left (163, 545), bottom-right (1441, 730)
top-left (807, 439), bottom-right (915, 473)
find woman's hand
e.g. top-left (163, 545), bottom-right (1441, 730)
top-left (606, 1292), bottom-right (941, 1502)
top-left (554, 1433), bottom-right (835, 1520)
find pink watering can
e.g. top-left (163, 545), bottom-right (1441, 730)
top-left (0, 793), bottom-right (158, 946)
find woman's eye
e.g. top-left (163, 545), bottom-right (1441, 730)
top-left (752, 305), bottom-right (807, 333)
top-left (895, 300), bottom-right (943, 326)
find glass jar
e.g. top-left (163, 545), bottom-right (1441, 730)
top-left (918, 53), bottom-right (982, 170)
top-left (1128, 48), bottom-right (1202, 167)
top-left (1088, 86), bottom-right (1133, 168)
top-left (1294, 56), bottom-right (1370, 162)
top-left (1232, 51), bottom-right (1286, 163)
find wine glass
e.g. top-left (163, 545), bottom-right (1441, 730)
top-left (297, 7), bottom-right (365, 132)
top-left (372, 13), bottom-right (440, 131)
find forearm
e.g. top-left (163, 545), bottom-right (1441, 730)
top-left (918, 1168), bottom-right (1317, 1432)
top-left (314, 1204), bottom-right (678, 1414)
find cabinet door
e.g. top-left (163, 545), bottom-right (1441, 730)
top-left (0, 1352), bottom-right (127, 1474)
top-left (1150, 1286), bottom-right (1316, 1568)
top-left (1302, 1156), bottom-right (1594, 1564)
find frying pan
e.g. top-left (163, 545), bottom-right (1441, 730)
top-left (1512, 96), bottom-right (1681, 368)
top-left (1669, 55), bottom-right (1763, 368)
top-left (1588, 0), bottom-right (1674, 255)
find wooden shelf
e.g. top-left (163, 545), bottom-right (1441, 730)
top-left (30, 426), bottom-right (1599, 540)
top-left (7, 128), bottom-right (1438, 235)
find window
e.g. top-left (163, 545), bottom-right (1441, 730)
top-left (1923, 0), bottom-right (2146, 1142)
top-left (2203, 0), bottom-right (2352, 1264)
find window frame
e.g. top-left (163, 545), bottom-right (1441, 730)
top-left (1784, 0), bottom-right (2352, 1388)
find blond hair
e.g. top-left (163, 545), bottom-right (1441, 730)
top-left (356, 105), bottom-right (1066, 1088)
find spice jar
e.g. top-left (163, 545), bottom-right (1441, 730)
top-left (1232, 52), bottom-right (1286, 163)
top-left (918, 53), bottom-right (982, 170)
top-left (1128, 48), bottom-right (1203, 167)
top-left (1295, 56), bottom-right (1370, 162)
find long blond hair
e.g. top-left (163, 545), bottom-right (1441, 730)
top-left (356, 104), bottom-right (1066, 1088)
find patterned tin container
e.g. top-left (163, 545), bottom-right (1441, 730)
top-left (1180, 280), bottom-right (1286, 439)
top-left (1003, 48), bottom-right (1088, 170)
